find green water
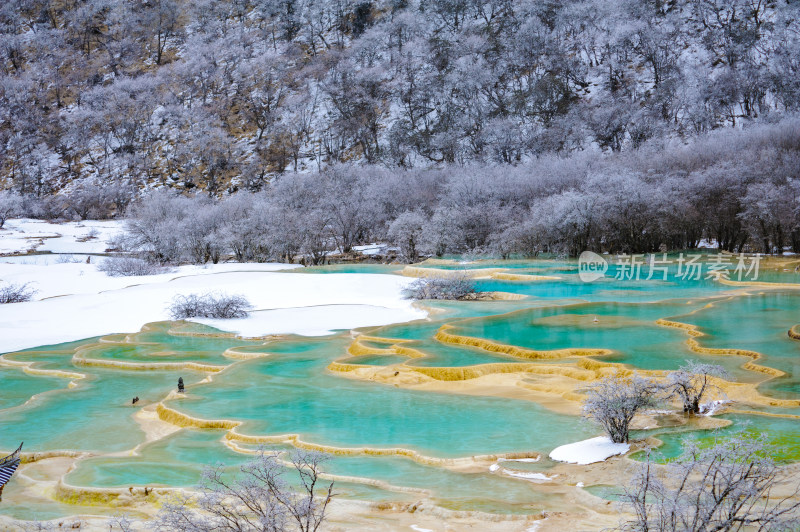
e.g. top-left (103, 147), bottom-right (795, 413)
top-left (673, 292), bottom-right (800, 397)
top-left (165, 338), bottom-right (593, 457)
top-left (634, 413), bottom-right (800, 463)
top-left (448, 300), bottom-right (704, 370)
top-left (0, 367), bottom-right (64, 411)
top-left (2, 260), bottom-right (800, 522)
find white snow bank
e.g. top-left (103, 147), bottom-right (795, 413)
top-left (697, 238), bottom-right (719, 249)
top-left (549, 437), bottom-right (630, 465)
top-left (352, 243), bottom-right (386, 256)
top-left (0, 261), bottom-right (296, 300)
top-left (195, 304), bottom-right (422, 337)
top-left (526, 519), bottom-right (547, 532)
top-left (500, 469), bottom-right (554, 481)
top-left (700, 399), bottom-right (731, 416)
top-left (0, 218), bottom-right (124, 255)
top-left (489, 461), bottom-right (554, 481)
top-left (0, 262), bottom-right (426, 353)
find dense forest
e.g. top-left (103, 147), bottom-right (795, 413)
top-left (1, 0), bottom-right (799, 259)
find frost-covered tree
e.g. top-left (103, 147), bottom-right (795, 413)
top-left (64, 183), bottom-right (114, 220)
top-left (0, 190), bottom-right (23, 228)
top-left (387, 210), bottom-right (426, 262)
top-left (119, 191), bottom-right (193, 264)
top-left (620, 434), bottom-right (800, 531)
top-left (739, 182), bottom-right (794, 254)
top-left (3, 0), bottom-right (800, 192)
top-left (666, 362), bottom-right (730, 415)
top-left (153, 450), bottom-right (334, 532)
top-left (583, 372), bottom-right (660, 444)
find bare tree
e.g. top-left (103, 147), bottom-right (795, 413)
top-left (619, 434), bottom-right (800, 531)
top-left (0, 282), bottom-right (37, 304)
top-left (106, 514), bottom-right (135, 531)
top-left (153, 450), bottom-right (334, 532)
top-left (666, 362), bottom-right (730, 415)
top-left (583, 372), bottom-right (660, 444)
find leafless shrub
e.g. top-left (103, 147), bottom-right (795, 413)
top-left (169, 293), bottom-right (252, 319)
top-left (403, 274), bottom-right (478, 300)
top-left (20, 521), bottom-right (57, 531)
top-left (619, 434), bottom-right (800, 531)
top-left (153, 450), bottom-right (334, 532)
top-left (106, 514), bottom-right (136, 531)
top-left (0, 282), bottom-right (37, 304)
top-left (55, 254), bottom-right (82, 264)
top-left (666, 361), bottom-right (730, 415)
top-left (98, 257), bottom-right (166, 277)
top-left (583, 372), bottom-right (660, 444)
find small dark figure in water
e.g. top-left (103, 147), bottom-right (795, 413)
top-left (132, 396), bottom-right (139, 405)
top-left (177, 377), bottom-right (185, 393)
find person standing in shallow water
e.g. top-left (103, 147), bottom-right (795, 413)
top-left (177, 377), bottom-right (184, 393)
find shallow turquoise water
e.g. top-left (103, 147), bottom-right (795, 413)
top-left (168, 339), bottom-right (594, 457)
top-left (65, 429), bottom-right (248, 488)
top-left (63, 428), bottom-right (552, 513)
top-left (449, 300), bottom-right (703, 370)
top-left (0, 367), bottom-right (64, 411)
top-left (1, 259), bottom-right (800, 521)
top-left (673, 292), bottom-right (800, 397)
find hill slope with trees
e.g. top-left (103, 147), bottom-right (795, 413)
top-left (1, 0), bottom-right (799, 194)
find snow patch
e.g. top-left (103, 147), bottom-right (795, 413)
top-left (526, 519), bottom-right (547, 532)
top-left (0, 218), bottom-right (124, 255)
top-left (352, 243), bottom-right (386, 256)
top-left (697, 238), bottom-right (719, 249)
top-left (195, 304), bottom-right (422, 337)
top-left (410, 526), bottom-right (433, 532)
top-left (700, 399), bottom-right (731, 416)
top-left (549, 437), bottom-right (630, 465)
top-left (0, 262), bottom-right (427, 353)
top-left (501, 469), bottom-right (554, 481)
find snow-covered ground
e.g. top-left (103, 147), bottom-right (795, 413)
top-left (548, 437), bottom-right (630, 465)
top-left (0, 219), bottom-right (427, 353)
top-left (0, 262), bottom-right (426, 353)
top-left (0, 218), bottom-right (124, 255)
